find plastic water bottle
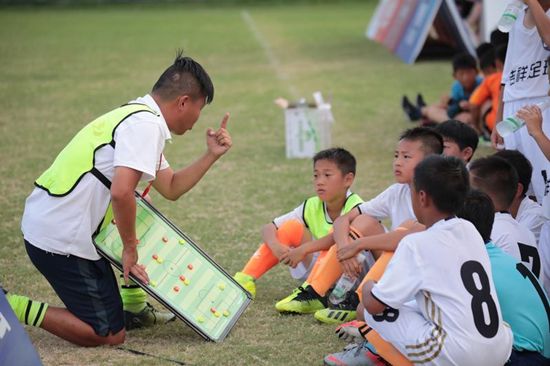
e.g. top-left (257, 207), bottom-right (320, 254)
top-left (496, 100), bottom-right (550, 137)
top-left (497, 0), bottom-right (523, 33)
top-left (329, 252), bottom-right (366, 305)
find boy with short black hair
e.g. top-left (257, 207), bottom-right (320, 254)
top-left (234, 147), bottom-right (373, 308)
top-left (307, 127), bottom-right (443, 323)
top-left (402, 53), bottom-right (482, 128)
top-left (457, 190), bottom-right (550, 365)
top-left (494, 149), bottom-right (545, 243)
top-left (469, 43), bottom-right (506, 134)
top-left (434, 119), bottom-right (479, 162)
top-left (328, 156), bottom-right (513, 366)
top-left (469, 156), bottom-right (541, 278)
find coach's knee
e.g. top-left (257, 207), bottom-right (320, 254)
top-left (104, 329), bottom-right (125, 346)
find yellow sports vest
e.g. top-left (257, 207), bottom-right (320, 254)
top-left (35, 103), bottom-right (158, 196)
top-left (303, 193), bottom-right (362, 239)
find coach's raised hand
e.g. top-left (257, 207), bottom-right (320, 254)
top-left (206, 112), bottom-right (232, 157)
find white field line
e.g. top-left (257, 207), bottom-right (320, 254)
top-left (241, 10), bottom-right (298, 98)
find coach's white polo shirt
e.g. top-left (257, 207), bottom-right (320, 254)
top-left (21, 94), bottom-right (171, 260)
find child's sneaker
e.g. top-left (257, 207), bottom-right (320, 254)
top-left (234, 272), bottom-right (256, 299)
top-left (335, 320), bottom-right (370, 344)
top-left (401, 95), bottom-right (422, 122)
top-left (314, 291), bottom-right (359, 324)
top-left (275, 285), bottom-right (327, 314)
top-left (324, 341), bottom-right (388, 366)
top-left (416, 93), bottom-right (426, 110)
top-left (124, 302), bottom-right (176, 330)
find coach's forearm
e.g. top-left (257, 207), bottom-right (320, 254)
top-left (111, 190), bottom-right (138, 248)
top-left (156, 152), bottom-right (218, 201)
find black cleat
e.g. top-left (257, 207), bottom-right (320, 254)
top-left (401, 95), bottom-right (422, 122)
top-left (416, 93), bottom-right (426, 109)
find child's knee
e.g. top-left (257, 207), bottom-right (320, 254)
top-left (276, 220), bottom-right (306, 246)
top-left (350, 215), bottom-right (384, 237)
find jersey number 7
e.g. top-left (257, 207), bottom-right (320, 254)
top-left (518, 243), bottom-right (541, 278)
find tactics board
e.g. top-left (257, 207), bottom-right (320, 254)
top-left (93, 196), bottom-right (252, 342)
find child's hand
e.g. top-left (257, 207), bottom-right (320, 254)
top-left (280, 246), bottom-right (305, 268)
top-left (491, 127), bottom-right (504, 150)
top-left (341, 257), bottom-right (361, 278)
top-left (517, 105), bottom-right (544, 138)
top-left (206, 113), bottom-right (232, 157)
top-left (337, 242), bottom-right (358, 261)
top-left (271, 243), bottom-right (289, 260)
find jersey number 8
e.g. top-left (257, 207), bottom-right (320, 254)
top-left (460, 261), bottom-right (499, 338)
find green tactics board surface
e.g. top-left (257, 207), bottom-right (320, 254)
top-left (93, 196), bottom-right (252, 342)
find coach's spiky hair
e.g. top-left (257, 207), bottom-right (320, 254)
top-left (152, 50), bottom-right (214, 103)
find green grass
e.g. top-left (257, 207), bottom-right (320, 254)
top-left (0, 3), bottom-right (489, 365)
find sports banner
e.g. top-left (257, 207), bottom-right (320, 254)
top-left (367, 0), bottom-right (476, 64)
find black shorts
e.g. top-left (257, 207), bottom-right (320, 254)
top-left (507, 350), bottom-right (550, 366)
top-left (25, 240), bottom-right (124, 337)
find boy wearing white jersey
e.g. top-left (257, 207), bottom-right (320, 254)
top-left (494, 149), bottom-right (546, 243)
top-left (470, 156), bottom-right (542, 278)
top-left (310, 128), bottom-right (443, 323)
top-left (332, 127), bottom-right (444, 261)
top-left (358, 156), bottom-right (512, 366)
top-left (492, 0), bottom-right (550, 205)
top-left (538, 222), bottom-right (550, 296)
top-left (457, 190), bottom-right (550, 365)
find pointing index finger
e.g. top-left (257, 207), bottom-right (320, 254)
top-left (220, 112), bottom-right (230, 129)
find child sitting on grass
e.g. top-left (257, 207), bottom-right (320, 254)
top-left (457, 190), bottom-right (550, 365)
top-left (326, 156), bottom-right (513, 366)
top-left (434, 119), bottom-right (479, 163)
top-left (305, 127), bottom-right (443, 323)
top-left (402, 52), bottom-right (482, 129)
top-left (233, 148), bottom-right (371, 310)
top-left (469, 155), bottom-right (541, 278)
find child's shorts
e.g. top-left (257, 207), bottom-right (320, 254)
top-left (25, 240), bottom-right (124, 337)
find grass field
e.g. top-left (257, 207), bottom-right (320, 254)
top-left (0, 2), bottom-right (486, 365)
